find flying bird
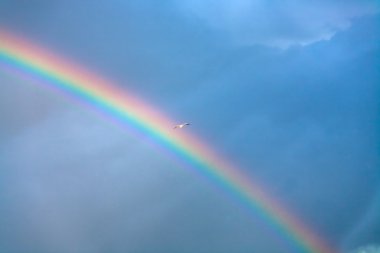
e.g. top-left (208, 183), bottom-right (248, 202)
top-left (173, 123), bottom-right (190, 129)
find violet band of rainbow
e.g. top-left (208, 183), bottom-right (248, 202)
top-left (0, 29), bottom-right (336, 253)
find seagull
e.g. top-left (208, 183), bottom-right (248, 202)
top-left (173, 123), bottom-right (190, 129)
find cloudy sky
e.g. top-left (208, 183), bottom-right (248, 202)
top-left (0, 1), bottom-right (379, 253)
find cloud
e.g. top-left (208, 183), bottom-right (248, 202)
top-left (0, 101), bottom-right (283, 253)
top-left (177, 0), bottom-right (379, 48)
top-left (0, 69), bottom-right (64, 138)
top-left (341, 190), bottom-right (380, 251)
top-left (349, 244), bottom-right (380, 253)
top-left (0, 2), bottom-right (378, 252)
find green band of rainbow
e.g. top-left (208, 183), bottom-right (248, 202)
top-left (0, 29), bottom-right (336, 253)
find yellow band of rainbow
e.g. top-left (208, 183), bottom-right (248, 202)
top-left (0, 29), bottom-right (336, 253)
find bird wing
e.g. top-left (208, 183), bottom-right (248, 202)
top-left (173, 123), bottom-right (190, 129)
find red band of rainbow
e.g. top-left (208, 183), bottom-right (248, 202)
top-left (0, 29), bottom-right (336, 253)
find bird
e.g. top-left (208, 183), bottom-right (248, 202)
top-left (173, 123), bottom-right (190, 129)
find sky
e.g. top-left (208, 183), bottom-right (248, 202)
top-left (0, 1), bottom-right (379, 253)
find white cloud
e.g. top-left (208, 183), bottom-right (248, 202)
top-left (177, 0), bottom-right (379, 48)
top-left (349, 244), bottom-right (380, 253)
top-left (341, 190), bottom-right (380, 252)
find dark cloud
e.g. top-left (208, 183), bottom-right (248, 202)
top-left (178, 15), bottom-right (380, 245)
top-left (0, 106), bottom-right (293, 253)
top-left (0, 69), bottom-right (69, 140)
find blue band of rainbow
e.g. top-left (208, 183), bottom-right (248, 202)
top-left (0, 29), bottom-right (335, 253)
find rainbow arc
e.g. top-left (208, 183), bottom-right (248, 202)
top-left (0, 29), bottom-right (336, 253)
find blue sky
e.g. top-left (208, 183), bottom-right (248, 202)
top-left (0, 1), bottom-right (379, 253)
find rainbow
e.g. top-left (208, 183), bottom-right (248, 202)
top-left (0, 29), bottom-right (335, 253)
